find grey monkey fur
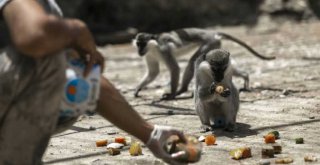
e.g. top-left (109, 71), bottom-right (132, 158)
top-left (133, 28), bottom-right (275, 100)
top-left (194, 49), bottom-right (239, 132)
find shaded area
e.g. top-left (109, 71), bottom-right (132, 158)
top-left (212, 123), bottom-right (258, 138)
top-left (44, 151), bottom-right (109, 164)
top-left (54, 0), bottom-right (320, 45)
top-left (253, 118), bottom-right (320, 131)
top-left (56, 0), bottom-right (262, 45)
top-left (53, 115), bottom-right (169, 138)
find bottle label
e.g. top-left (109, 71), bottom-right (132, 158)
top-left (60, 59), bottom-right (101, 117)
top-left (65, 78), bottom-right (89, 103)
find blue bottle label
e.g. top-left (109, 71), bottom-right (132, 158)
top-left (65, 78), bottom-right (90, 103)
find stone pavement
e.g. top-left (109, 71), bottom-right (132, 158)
top-left (44, 22), bottom-right (320, 165)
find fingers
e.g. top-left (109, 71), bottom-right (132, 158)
top-left (95, 50), bottom-right (105, 72)
top-left (83, 56), bottom-right (95, 77)
top-left (83, 50), bottom-right (105, 77)
top-left (170, 129), bottom-right (187, 143)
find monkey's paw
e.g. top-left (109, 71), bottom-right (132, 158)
top-left (239, 88), bottom-right (251, 93)
top-left (200, 125), bottom-right (212, 133)
top-left (161, 93), bottom-right (176, 100)
top-left (176, 88), bottom-right (188, 96)
top-left (209, 83), bottom-right (217, 94)
top-left (220, 88), bottom-right (231, 97)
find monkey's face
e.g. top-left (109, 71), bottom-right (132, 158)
top-left (133, 33), bottom-right (158, 56)
top-left (205, 49), bottom-right (230, 82)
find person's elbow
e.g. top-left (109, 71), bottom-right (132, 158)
top-left (14, 34), bottom-right (47, 58)
top-left (13, 16), bottom-right (61, 58)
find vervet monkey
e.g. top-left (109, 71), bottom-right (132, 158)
top-left (133, 28), bottom-right (275, 100)
top-left (194, 49), bottom-right (239, 132)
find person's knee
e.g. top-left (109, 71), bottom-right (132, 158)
top-left (36, 53), bottom-right (67, 85)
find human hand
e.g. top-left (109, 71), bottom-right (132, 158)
top-left (69, 19), bottom-right (104, 76)
top-left (146, 125), bottom-right (187, 165)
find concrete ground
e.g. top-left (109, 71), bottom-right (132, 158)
top-left (44, 21), bottom-right (320, 165)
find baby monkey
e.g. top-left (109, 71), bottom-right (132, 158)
top-left (194, 49), bottom-right (239, 132)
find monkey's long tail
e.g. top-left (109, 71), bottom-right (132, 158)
top-left (216, 32), bottom-right (276, 60)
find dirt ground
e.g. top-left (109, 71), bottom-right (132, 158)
top-left (44, 21), bottom-right (320, 165)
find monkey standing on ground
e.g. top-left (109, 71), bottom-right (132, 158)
top-left (195, 49), bottom-right (239, 132)
top-left (133, 28), bottom-right (275, 100)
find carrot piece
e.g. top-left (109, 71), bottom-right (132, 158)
top-left (96, 139), bottom-right (108, 147)
top-left (115, 137), bottom-right (126, 145)
top-left (264, 134), bottom-right (276, 143)
top-left (205, 135), bottom-right (216, 146)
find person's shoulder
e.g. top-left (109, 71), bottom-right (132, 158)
top-left (0, 0), bottom-right (11, 11)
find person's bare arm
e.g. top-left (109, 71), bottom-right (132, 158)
top-left (97, 77), bottom-right (153, 143)
top-left (3, 0), bottom-right (74, 57)
top-left (97, 77), bottom-right (186, 165)
top-left (2, 0), bottom-right (103, 75)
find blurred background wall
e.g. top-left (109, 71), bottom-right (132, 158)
top-left (1, 0), bottom-right (319, 47)
top-left (57, 0), bottom-right (262, 45)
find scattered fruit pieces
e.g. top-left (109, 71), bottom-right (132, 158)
top-left (107, 148), bottom-right (120, 156)
top-left (172, 144), bottom-right (200, 162)
top-left (187, 136), bottom-right (199, 144)
top-left (295, 138), bottom-right (304, 144)
top-left (230, 147), bottom-right (252, 160)
top-left (107, 143), bottom-right (124, 149)
top-left (261, 146), bottom-right (274, 158)
top-left (241, 147), bottom-right (252, 158)
top-left (304, 155), bottom-right (317, 162)
top-left (272, 144), bottom-right (282, 154)
top-left (264, 134), bottom-right (276, 143)
top-left (268, 131), bottom-right (280, 139)
top-left (168, 136), bottom-right (202, 163)
top-left (198, 135), bottom-right (205, 142)
top-left (115, 137), bottom-right (126, 145)
top-left (275, 157), bottom-right (294, 164)
top-left (125, 136), bottom-right (132, 146)
top-left (259, 159), bottom-right (271, 165)
top-left (215, 85), bottom-right (224, 94)
top-left (96, 139), bottom-right (108, 147)
top-left (205, 135), bottom-right (216, 146)
top-left (129, 142), bottom-right (142, 156)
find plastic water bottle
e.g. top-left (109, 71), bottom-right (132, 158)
top-left (59, 59), bottom-right (101, 118)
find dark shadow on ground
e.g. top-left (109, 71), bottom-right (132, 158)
top-left (44, 147), bottom-right (152, 164)
top-left (253, 118), bottom-right (320, 131)
top-left (213, 118), bottom-right (320, 138)
top-left (44, 151), bottom-right (108, 164)
top-left (148, 102), bottom-right (194, 112)
top-left (53, 115), bottom-right (170, 138)
top-left (212, 122), bottom-right (258, 138)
